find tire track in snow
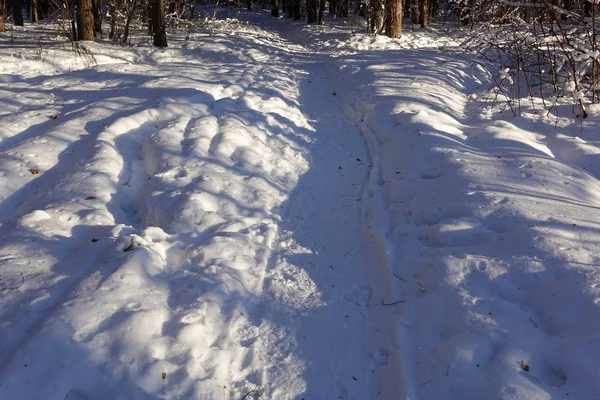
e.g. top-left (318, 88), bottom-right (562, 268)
top-left (253, 41), bottom-right (405, 396)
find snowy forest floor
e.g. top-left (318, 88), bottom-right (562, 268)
top-left (2, 10), bottom-right (600, 400)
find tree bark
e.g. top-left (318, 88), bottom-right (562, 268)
top-left (430, 0), bottom-right (438, 22)
top-left (92, 0), bottom-right (101, 33)
top-left (13, 0), bottom-right (24, 26)
top-left (385, 0), bottom-right (402, 38)
top-left (318, 0), bottom-right (324, 23)
top-left (307, 0), bottom-right (317, 22)
top-left (271, 0), bottom-right (279, 16)
top-left (109, 0), bottom-right (117, 38)
top-left (411, 0), bottom-right (418, 24)
top-left (31, 0), bottom-right (39, 22)
top-left (151, 0), bottom-right (167, 47)
top-left (419, 0), bottom-right (427, 26)
top-left (76, 0), bottom-right (95, 40)
top-left (122, 0), bottom-right (137, 43)
top-left (329, 0), bottom-right (336, 14)
top-left (247, 0), bottom-right (251, 10)
top-left (370, 0), bottom-right (384, 32)
top-left (292, 0), bottom-right (300, 20)
top-left (0, 0), bottom-right (4, 32)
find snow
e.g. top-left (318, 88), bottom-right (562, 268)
top-left (2, 11), bottom-right (600, 400)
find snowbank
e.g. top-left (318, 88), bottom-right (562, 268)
top-left (318, 25), bottom-right (600, 400)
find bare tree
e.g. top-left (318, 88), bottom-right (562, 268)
top-left (151, 0), bottom-right (167, 47)
top-left (76, 0), bottom-right (95, 40)
top-left (419, 0), bottom-right (427, 27)
top-left (411, 0), bottom-right (418, 24)
top-left (272, 0), bottom-right (279, 16)
top-left (121, 0), bottom-right (138, 43)
top-left (307, 0), bottom-right (317, 22)
top-left (32, 0), bottom-right (39, 23)
top-left (385, 0), bottom-right (402, 37)
top-left (92, 0), bottom-right (102, 34)
top-left (318, 0), bottom-right (325, 23)
top-left (370, 0), bottom-right (385, 32)
top-left (13, 0), bottom-right (24, 26)
top-left (329, 0), bottom-right (336, 14)
top-left (0, 0), bottom-right (4, 32)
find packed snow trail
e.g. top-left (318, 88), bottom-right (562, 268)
top-left (0, 18), bottom-right (403, 400)
top-left (5, 11), bottom-right (600, 400)
top-left (261, 62), bottom-right (404, 399)
top-left (270, 15), bottom-right (600, 400)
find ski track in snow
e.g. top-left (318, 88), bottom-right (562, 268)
top-left (4, 12), bottom-right (600, 400)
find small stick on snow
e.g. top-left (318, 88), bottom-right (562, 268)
top-left (444, 364), bottom-right (450, 376)
top-left (381, 299), bottom-right (405, 306)
top-left (528, 318), bottom-right (538, 328)
top-left (393, 273), bottom-right (426, 292)
top-left (419, 380), bottom-right (432, 387)
top-left (240, 389), bottom-right (263, 400)
top-left (399, 321), bottom-right (411, 328)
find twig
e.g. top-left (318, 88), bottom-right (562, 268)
top-left (528, 317), bottom-right (538, 328)
top-left (393, 273), bottom-right (426, 292)
top-left (419, 380), bottom-right (432, 387)
top-left (241, 389), bottom-right (263, 400)
top-left (399, 321), bottom-right (411, 328)
top-left (381, 299), bottom-right (404, 306)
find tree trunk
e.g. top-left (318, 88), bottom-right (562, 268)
top-left (92, 0), bottom-right (101, 33)
top-left (31, 0), bottom-right (38, 22)
top-left (271, 0), bottom-right (279, 16)
top-left (13, 0), bottom-right (24, 26)
top-left (76, 0), bottom-right (94, 40)
top-left (147, 0), bottom-right (153, 34)
top-left (430, 0), bottom-right (438, 22)
top-left (247, 0), bottom-right (251, 10)
top-left (385, 0), bottom-right (402, 38)
top-left (339, 0), bottom-right (349, 17)
top-left (109, 0), bottom-right (117, 38)
top-left (151, 0), bottom-right (167, 47)
top-left (122, 0), bottom-right (137, 43)
top-left (318, 0), bottom-right (324, 23)
top-left (307, 0), bottom-right (317, 22)
top-left (370, 0), bottom-right (384, 32)
top-left (329, 0), bottom-right (336, 14)
top-left (419, 0), bottom-right (427, 26)
top-left (411, 0), bottom-right (418, 24)
top-left (0, 0), bottom-right (4, 32)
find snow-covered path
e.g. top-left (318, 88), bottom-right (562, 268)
top-left (0, 19), bottom-right (404, 400)
top-left (261, 61), bottom-right (404, 399)
top-left (4, 11), bottom-right (600, 400)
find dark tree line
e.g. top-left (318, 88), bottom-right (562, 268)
top-left (0, 0), bottom-right (167, 46)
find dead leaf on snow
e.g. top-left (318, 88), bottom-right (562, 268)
top-left (29, 168), bottom-right (39, 175)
